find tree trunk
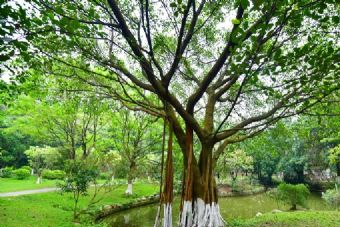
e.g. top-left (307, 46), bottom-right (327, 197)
top-left (180, 141), bottom-right (225, 227)
top-left (36, 171), bottom-right (42, 184)
top-left (126, 180), bottom-right (133, 195)
top-left (291, 204), bottom-right (297, 210)
top-left (167, 108), bottom-right (224, 227)
top-left (36, 175), bottom-right (42, 184)
top-left (126, 161), bottom-right (136, 195)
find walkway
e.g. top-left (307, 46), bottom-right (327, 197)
top-left (0, 187), bottom-right (59, 197)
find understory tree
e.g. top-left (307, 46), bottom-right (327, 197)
top-left (110, 110), bottom-right (161, 195)
top-left (6, 0), bottom-right (340, 226)
top-left (25, 146), bottom-right (60, 184)
top-left (243, 122), bottom-right (290, 186)
top-left (224, 149), bottom-right (253, 185)
top-left (7, 81), bottom-right (108, 161)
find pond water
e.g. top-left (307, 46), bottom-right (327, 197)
top-left (103, 192), bottom-right (330, 227)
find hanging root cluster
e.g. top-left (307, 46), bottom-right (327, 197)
top-left (154, 115), bottom-right (226, 227)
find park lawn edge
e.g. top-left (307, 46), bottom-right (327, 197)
top-left (229, 210), bottom-right (340, 227)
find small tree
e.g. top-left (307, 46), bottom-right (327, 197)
top-left (225, 149), bottom-right (253, 185)
top-left (110, 110), bottom-right (161, 195)
top-left (59, 161), bottom-right (99, 220)
top-left (277, 183), bottom-right (310, 210)
top-left (25, 146), bottom-right (60, 184)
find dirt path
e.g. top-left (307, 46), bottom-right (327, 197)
top-left (0, 187), bottom-right (59, 197)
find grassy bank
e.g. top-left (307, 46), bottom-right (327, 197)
top-left (0, 183), bottom-right (158, 227)
top-left (230, 211), bottom-right (340, 227)
top-left (0, 176), bottom-right (58, 193)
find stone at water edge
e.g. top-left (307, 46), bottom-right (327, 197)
top-left (255, 212), bottom-right (263, 217)
top-left (271, 209), bottom-right (283, 213)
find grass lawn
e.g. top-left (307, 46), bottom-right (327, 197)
top-left (0, 176), bottom-right (59, 193)
top-left (230, 211), bottom-right (340, 227)
top-left (0, 182), bottom-right (158, 227)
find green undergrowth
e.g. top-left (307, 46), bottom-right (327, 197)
top-left (229, 210), bottom-right (340, 227)
top-left (0, 183), bottom-right (158, 227)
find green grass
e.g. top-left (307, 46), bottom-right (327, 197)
top-left (230, 211), bottom-right (340, 227)
top-left (0, 176), bottom-right (59, 193)
top-left (0, 183), bottom-right (158, 227)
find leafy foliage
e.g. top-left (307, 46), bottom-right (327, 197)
top-left (13, 168), bottom-right (30, 180)
top-left (59, 160), bottom-right (99, 219)
top-left (1, 166), bottom-right (13, 178)
top-left (322, 186), bottom-right (340, 210)
top-left (225, 149), bottom-right (253, 183)
top-left (25, 146), bottom-right (61, 176)
top-left (277, 183), bottom-right (310, 210)
top-left (42, 169), bottom-right (65, 180)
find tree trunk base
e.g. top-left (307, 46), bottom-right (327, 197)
top-left (180, 199), bottom-right (226, 227)
top-left (163, 203), bottom-right (172, 227)
top-left (125, 183), bottom-right (133, 195)
top-left (36, 176), bottom-right (42, 184)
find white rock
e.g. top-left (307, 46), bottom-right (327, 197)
top-left (271, 209), bottom-right (283, 213)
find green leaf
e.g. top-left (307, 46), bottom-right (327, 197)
top-left (252, 0), bottom-right (264, 8)
top-left (232, 18), bottom-right (241, 25)
top-left (170, 2), bottom-right (177, 8)
top-left (332, 16), bottom-right (340, 24)
top-left (240, 0), bottom-right (249, 9)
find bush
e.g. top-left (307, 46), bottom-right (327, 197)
top-left (99, 172), bottom-right (110, 180)
top-left (13, 168), bottom-right (31, 180)
top-left (59, 161), bottom-right (99, 219)
top-left (277, 183), bottom-right (310, 210)
top-left (21, 165), bottom-right (32, 173)
top-left (1, 167), bottom-right (14, 178)
top-left (43, 169), bottom-right (66, 180)
top-left (322, 186), bottom-right (340, 210)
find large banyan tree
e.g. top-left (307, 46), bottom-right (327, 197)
top-left (4, 0), bottom-right (340, 226)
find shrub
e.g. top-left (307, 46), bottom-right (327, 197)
top-left (21, 165), bottom-right (33, 173)
top-left (43, 169), bottom-right (66, 180)
top-left (99, 172), bottom-right (110, 180)
top-left (322, 186), bottom-right (340, 210)
top-left (1, 167), bottom-right (14, 178)
top-left (277, 183), bottom-right (310, 210)
top-left (13, 168), bottom-right (31, 180)
top-left (59, 161), bottom-right (99, 219)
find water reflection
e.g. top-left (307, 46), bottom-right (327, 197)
top-left (103, 193), bottom-right (329, 227)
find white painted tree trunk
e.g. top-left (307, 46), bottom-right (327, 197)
top-left (31, 169), bottom-right (34, 175)
top-left (163, 203), bottom-right (173, 227)
top-left (111, 175), bottom-right (115, 181)
top-left (36, 176), bottom-right (42, 184)
top-left (180, 198), bottom-right (225, 227)
top-left (125, 183), bottom-right (133, 195)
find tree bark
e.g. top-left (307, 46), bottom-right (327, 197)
top-left (180, 140), bottom-right (224, 227)
top-left (126, 161), bottom-right (136, 195)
